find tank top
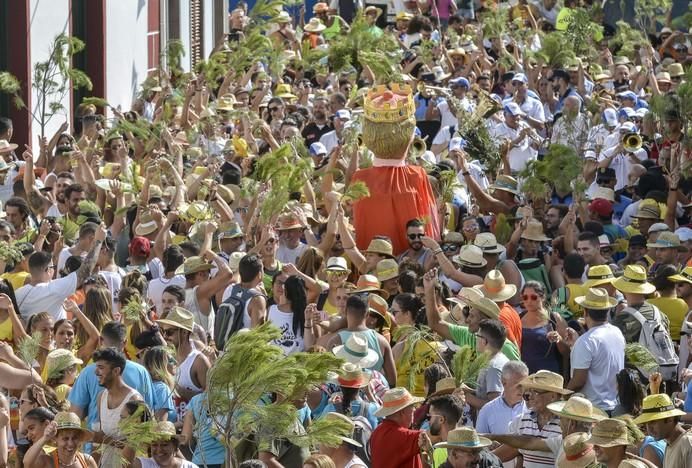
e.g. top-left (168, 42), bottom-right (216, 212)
top-left (337, 329), bottom-right (384, 371)
top-left (184, 287), bottom-right (215, 339)
top-left (0, 316), bottom-right (13, 342)
top-left (98, 388), bottom-right (139, 467)
top-left (51, 451), bottom-right (89, 468)
top-left (521, 324), bottom-right (561, 375)
top-left (176, 349), bottom-right (204, 395)
top-left (267, 305), bottom-right (304, 355)
top-left (323, 18), bottom-right (341, 40)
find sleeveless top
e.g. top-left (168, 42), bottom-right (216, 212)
top-left (337, 329), bottom-right (384, 371)
top-left (52, 451), bottom-right (89, 468)
top-left (98, 388), bottom-right (140, 467)
top-left (176, 348), bottom-right (204, 395)
top-left (267, 304), bottom-right (305, 355)
top-left (323, 18), bottom-right (341, 40)
top-left (521, 320), bottom-right (561, 375)
top-left (184, 287), bottom-right (215, 339)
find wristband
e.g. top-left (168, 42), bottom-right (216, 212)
top-left (433, 249), bottom-right (443, 255)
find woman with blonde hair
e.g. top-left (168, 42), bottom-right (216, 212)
top-left (143, 346), bottom-right (176, 422)
top-left (303, 453), bottom-right (336, 468)
top-left (78, 287), bottom-right (112, 346)
top-left (58, 298), bottom-right (101, 362)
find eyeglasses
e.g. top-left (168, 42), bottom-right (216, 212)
top-left (407, 233), bottom-right (424, 240)
top-left (522, 294), bottom-right (539, 301)
top-left (462, 224), bottom-right (479, 231)
top-left (442, 243), bottom-right (460, 252)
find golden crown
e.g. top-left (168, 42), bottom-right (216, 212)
top-left (364, 84), bottom-right (415, 123)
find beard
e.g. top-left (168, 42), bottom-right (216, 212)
top-left (314, 110), bottom-right (326, 121)
top-left (429, 419), bottom-right (441, 436)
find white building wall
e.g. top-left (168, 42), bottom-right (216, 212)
top-left (105, 0), bottom-right (150, 114)
top-left (179, 0), bottom-right (192, 72)
top-left (29, 0), bottom-right (71, 145)
top-left (203, 1), bottom-right (215, 59)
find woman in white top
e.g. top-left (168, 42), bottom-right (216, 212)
top-left (125, 421), bottom-right (199, 468)
top-left (266, 275), bottom-right (315, 355)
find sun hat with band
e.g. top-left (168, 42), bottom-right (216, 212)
top-left (547, 395), bottom-right (608, 422)
top-left (473, 269), bottom-right (516, 302)
top-left (374, 387), bottom-right (424, 418)
top-left (473, 232), bottom-right (506, 255)
top-left (174, 256), bottom-right (214, 276)
top-left (134, 211), bottom-right (158, 237)
top-left (323, 412), bottom-right (363, 447)
top-left (632, 393), bottom-right (686, 425)
top-left (326, 256), bottom-right (350, 273)
top-left (368, 294), bottom-right (391, 327)
top-left (647, 231), bottom-right (688, 252)
top-left (574, 288), bottom-right (618, 310)
top-left (490, 175), bottom-right (520, 196)
top-left (429, 377), bottom-right (457, 398)
top-left (304, 18), bottom-right (326, 33)
top-left (587, 418), bottom-right (630, 448)
top-left (0, 140), bottom-right (18, 154)
top-left (54, 411), bottom-right (93, 441)
top-left (276, 212), bottom-right (304, 231)
top-left (613, 265), bottom-right (656, 295)
top-left (337, 362), bottom-right (371, 388)
top-left (452, 245), bottom-right (488, 269)
top-left (376, 258), bottom-right (400, 282)
top-left (557, 432), bottom-right (597, 468)
top-left (583, 265), bottom-right (616, 288)
top-left (156, 306), bottom-right (195, 333)
top-left (433, 427), bottom-right (492, 451)
top-left (448, 287), bottom-right (501, 320)
top-left (521, 219), bottom-right (550, 242)
top-left (350, 274), bottom-right (389, 299)
top-left (42, 349), bottom-right (83, 383)
top-left (333, 333), bottom-right (379, 368)
top-left (364, 238), bottom-right (395, 259)
top-left (520, 370), bottom-right (573, 395)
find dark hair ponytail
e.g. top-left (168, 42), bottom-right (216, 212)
top-left (284, 275), bottom-right (307, 338)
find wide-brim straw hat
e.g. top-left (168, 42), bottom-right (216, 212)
top-left (174, 255), bottom-right (214, 276)
top-left (521, 219), bottom-right (550, 242)
top-left (547, 396), bottom-right (608, 423)
top-left (632, 202), bottom-right (661, 220)
top-left (375, 258), bottom-right (400, 282)
top-left (647, 231), bottom-right (688, 252)
top-left (152, 421), bottom-right (180, 441)
top-left (618, 460), bottom-right (652, 468)
top-left (473, 269), bottom-right (516, 302)
top-left (275, 212), bottom-right (304, 230)
top-left (574, 287), bottom-right (618, 310)
top-left (374, 387), bottom-right (424, 418)
top-left (54, 412), bottom-right (93, 442)
top-left (520, 370), bottom-right (573, 395)
top-left (323, 412), bottom-right (362, 447)
top-left (304, 18), bottom-right (326, 32)
top-left (337, 362), bottom-right (371, 388)
top-left (333, 333), bottom-right (379, 368)
top-left (583, 265), bottom-right (616, 288)
top-left (156, 306), bottom-right (195, 332)
top-left (365, 238), bottom-right (395, 259)
top-left (668, 265), bottom-right (692, 284)
top-left (134, 211), bottom-right (158, 236)
top-left (474, 232), bottom-right (506, 255)
top-left (490, 175), bottom-right (520, 195)
top-left (364, 5), bottom-right (382, 18)
top-left (452, 245), bottom-right (488, 269)
top-left (434, 427), bottom-right (492, 450)
top-left (557, 432), bottom-right (597, 468)
top-left (350, 274), bottom-right (389, 299)
top-left (0, 140), bottom-right (18, 154)
top-left (587, 418), bottom-right (630, 447)
top-left (45, 349), bottom-right (83, 378)
top-left (632, 393), bottom-right (687, 425)
top-left (612, 265), bottom-right (656, 295)
top-left (448, 287), bottom-right (500, 320)
top-left (429, 377), bottom-right (457, 398)
top-left (368, 294), bottom-right (391, 328)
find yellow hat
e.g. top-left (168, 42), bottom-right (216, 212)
top-left (574, 288), bottom-right (618, 310)
top-left (612, 265), bottom-right (656, 295)
top-left (547, 395), bottom-right (608, 422)
top-left (520, 370), bottom-right (573, 395)
top-left (632, 393), bottom-right (686, 425)
top-left (584, 265), bottom-right (616, 288)
top-left (364, 84), bottom-right (415, 123)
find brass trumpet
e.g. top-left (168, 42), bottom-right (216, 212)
top-left (471, 84), bottom-right (502, 119)
top-left (410, 136), bottom-right (428, 158)
top-left (622, 132), bottom-right (643, 153)
top-left (417, 83), bottom-right (452, 98)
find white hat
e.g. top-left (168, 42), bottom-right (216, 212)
top-left (603, 108), bottom-right (618, 127)
top-left (309, 142), bottom-right (327, 156)
top-left (512, 73), bottom-right (528, 84)
top-left (503, 102), bottom-right (525, 117)
top-left (675, 227), bottom-right (692, 242)
top-left (325, 256), bottom-right (349, 272)
top-left (335, 109), bottom-right (351, 120)
top-left (648, 222), bottom-right (670, 235)
top-left (333, 333), bottom-right (379, 368)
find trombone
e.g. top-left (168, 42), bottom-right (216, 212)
top-left (622, 132), bottom-right (643, 153)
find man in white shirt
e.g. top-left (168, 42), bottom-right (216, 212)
top-left (437, 77), bottom-right (475, 129)
top-left (319, 109), bottom-right (351, 155)
top-left (598, 123), bottom-right (647, 191)
top-left (504, 73), bottom-right (545, 132)
top-left (16, 224), bottom-right (106, 321)
top-left (276, 212), bottom-right (309, 264)
top-left (491, 102), bottom-right (540, 173)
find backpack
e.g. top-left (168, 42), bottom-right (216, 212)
top-left (348, 403), bottom-right (373, 465)
top-left (517, 258), bottom-right (552, 294)
top-left (214, 284), bottom-right (263, 350)
top-left (624, 305), bottom-right (679, 380)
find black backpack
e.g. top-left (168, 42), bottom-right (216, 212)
top-left (214, 284), bottom-right (263, 350)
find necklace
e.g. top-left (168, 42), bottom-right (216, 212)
top-left (57, 455), bottom-right (77, 467)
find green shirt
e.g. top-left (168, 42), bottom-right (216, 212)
top-left (448, 324), bottom-right (521, 361)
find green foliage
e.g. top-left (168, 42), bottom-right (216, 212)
top-left (0, 241), bottom-right (24, 264)
top-left (531, 32), bottom-right (576, 69)
top-left (671, 12), bottom-right (692, 30)
top-left (393, 325), bottom-right (448, 389)
top-left (631, 0), bottom-right (673, 33)
top-left (454, 106), bottom-right (502, 176)
top-left (610, 21), bottom-right (649, 60)
top-left (494, 213), bottom-right (513, 246)
top-left (480, 6), bottom-right (508, 39)
top-left (342, 180), bottom-right (370, 203)
top-left (195, 51), bottom-right (231, 91)
top-left (625, 343), bottom-right (659, 373)
top-left (165, 40), bottom-right (186, 77)
top-left (518, 144), bottom-right (583, 201)
top-left (121, 298), bottom-right (145, 323)
top-left (80, 97), bottom-right (109, 109)
top-left (451, 346), bottom-right (491, 388)
top-left (439, 170), bottom-right (461, 204)
top-left (227, 31), bottom-right (275, 78)
top-left (0, 72), bottom-right (24, 108)
top-left (563, 7), bottom-right (603, 59)
top-left (207, 323), bottom-right (348, 464)
top-left (18, 332), bottom-right (42, 370)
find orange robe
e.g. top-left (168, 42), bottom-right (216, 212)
top-left (351, 165), bottom-right (440, 255)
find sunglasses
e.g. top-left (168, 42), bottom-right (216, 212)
top-left (442, 243), bottom-right (460, 252)
top-left (522, 294), bottom-right (539, 301)
top-left (408, 233), bottom-right (424, 240)
top-left (326, 270), bottom-right (348, 277)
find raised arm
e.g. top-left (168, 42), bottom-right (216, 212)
top-left (64, 299), bottom-right (101, 362)
top-left (423, 268), bottom-right (453, 341)
top-left (75, 223), bottom-right (106, 287)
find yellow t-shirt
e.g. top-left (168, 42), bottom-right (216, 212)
top-left (648, 296), bottom-right (688, 341)
top-left (0, 317), bottom-right (13, 342)
top-left (54, 384), bottom-right (71, 402)
top-left (0, 271), bottom-right (30, 291)
top-left (396, 339), bottom-right (443, 397)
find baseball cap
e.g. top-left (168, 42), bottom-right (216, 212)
top-left (619, 122), bottom-right (638, 133)
top-left (617, 90), bottom-right (638, 101)
top-left (503, 102), bottom-right (525, 117)
top-left (603, 108), bottom-right (618, 127)
top-left (629, 235), bottom-right (646, 247)
top-left (129, 236), bottom-right (151, 258)
top-left (309, 142), bottom-right (327, 156)
top-left (449, 137), bottom-right (467, 152)
top-left (512, 73), bottom-right (528, 84)
top-left (618, 107), bottom-right (636, 120)
top-left (335, 109), bottom-right (351, 120)
top-left (588, 198), bottom-right (614, 217)
top-left (449, 77), bottom-right (470, 88)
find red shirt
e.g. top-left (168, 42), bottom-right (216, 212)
top-left (370, 419), bottom-right (423, 468)
top-left (499, 303), bottom-right (523, 349)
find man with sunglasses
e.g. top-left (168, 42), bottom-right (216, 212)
top-left (398, 218), bottom-right (436, 271)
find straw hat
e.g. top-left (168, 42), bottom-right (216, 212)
top-left (632, 202), bottom-right (661, 220)
top-left (449, 287), bottom-right (500, 320)
top-left (583, 265), bottom-right (616, 288)
top-left (618, 460), bottom-right (651, 468)
top-left (274, 83), bottom-right (297, 100)
top-left (152, 421), bottom-right (178, 440)
top-left (473, 270), bottom-right (516, 302)
top-left (351, 274), bottom-right (389, 299)
top-left (313, 2), bottom-right (329, 13)
top-left (368, 294), bottom-right (391, 327)
top-left (276, 10), bottom-right (292, 23)
top-left (365, 238), bottom-right (395, 259)
top-left (333, 333), bottom-right (379, 368)
top-left (591, 187), bottom-right (616, 203)
top-left (557, 432), bottom-right (597, 468)
top-left (613, 265), bottom-right (656, 295)
top-left (429, 377), bottom-right (457, 398)
top-left (54, 412), bottom-right (93, 441)
top-left (337, 362), bottom-right (371, 388)
top-left (668, 265), bottom-right (692, 284)
top-left (647, 231), bottom-right (688, 252)
top-left (326, 256), bottom-right (350, 272)
top-left (632, 393), bottom-right (686, 424)
top-left (134, 211), bottom-right (158, 236)
top-left (443, 232), bottom-right (465, 244)
top-left (44, 349), bottom-right (83, 381)
top-left (520, 370), bottom-right (573, 395)
top-left (364, 5), bottom-right (382, 18)
top-left (374, 387), bottom-right (424, 417)
top-left (547, 395), bottom-right (608, 422)
top-left (452, 245), bottom-right (488, 269)
top-left (667, 63), bottom-right (684, 77)
top-left (376, 258), bottom-right (400, 282)
top-left (0, 140), bottom-right (18, 154)
top-left (218, 220), bottom-right (244, 239)
top-left (490, 175), bottom-right (520, 195)
top-left (216, 94), bottom-right (237, 111)
top-left (301, 203), bottom-right (324, 225)
top-left (434, 427), bottom-right (492, 450)
top-left (441, 304), bottom-right (465, 325)
top-left (574, 288), bottom-right (618, 310)
top-left (521, 219), bottom-right (550, 242)
top-left (655, 72), bottom-right (672, 84)
top-left (473, 232), bottom-right (506, 255)
top-left (174, 256), bottom-right (213, 276)
top-left (323, 412), bottom-right (363, 447)
top-left (587, 418), bottom-right (630, 447)
top-left (156, 306), bottom-right (195, 332)
top-left (228, 252), bottom-right (246, 271)
top-left (304, 18), bottom-right (326, 32)
top-left (276, 212), bottom-right (304, 230)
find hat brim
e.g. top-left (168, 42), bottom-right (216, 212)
top-left (633, 407), bottom-right (687, 425)
top-left (647, 242), bottom-right (688, 252)
top-left (174, 263), bottom-right (213, 276)
top-left (521, 233), bottom-right (550, 242)
top-left (333, 345), bottom-right (379, 369)
top-left (434, 437), bottom-right (493, 450)
top-left (56, 425), bottom-right (94, 442)
top-left (473, 284), bottom-right (517, 302)
top-left (520, 377), bottom-right (573, 395)
top-left (574, 296), bottom-right (618, 310)
top-left (490, 185), bottom-right (520, 195)
top-left (668, 273), bottom-right (692, 284)
top-left (349, 287), bottom-right (390, 300)
top-left (156, 318), bottom-right (194, 333)
top-left (612, 278), bottom-right (657, 295)
top-left (586, 434), bottom-right (629, 447)
top-left (337, 374), bottom-right (371, 388)
top-left (134, 221), bottom-right (158, 237)
top-left (377, 272), bottom-right (400, 282)
top-left (374, 395), bottom-right (424, 418)
top-left (546, 401), bottom-right (608, 422)
top-left (365, 249), bottom-right (396, 259)
top-left (583, 277), bottom-right (615, 288)
top-left (429, 387), bottom-right (456, 398)
top-left (304, 25), bottom-right (326, 32)
top-left (0, 144), bottom-right (18, 153)
top-left (477, 245), bottom-right (506, 255)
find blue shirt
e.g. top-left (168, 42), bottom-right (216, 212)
top-left (68, 360), bottom-right (154, 428)
top-left (152, 380), bottom-right (177, 422)
top-left (188, 393), bottom-right (227, 465)
top-left (321, 400), bottom-right (379, 429)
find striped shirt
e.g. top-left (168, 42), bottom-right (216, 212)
top-left (508, 410), bottom-right (562, 467)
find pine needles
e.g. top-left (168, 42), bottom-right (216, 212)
top-left (438, 170), bottom-right (462, 204)
top-left (0, 241), bottom-right (24, 264)
top-left (393, 325), bottom-right (449, 390)
top-left (18, 332), bottom-right (42, 369)
top-left (451, 345), bottom-right (491, 389)
top-left (531, 32), bottom-right (576, 69)
top-left (518, 144), bottom-right (583, 201)
top-left (610, 21), bottom-right (649, 60)
top-left (121, 298), bottom-right (146, 323)
top-left (494, 213), bottom-right (513, 245)
top-left (342, 180), bottom-right (370, 203)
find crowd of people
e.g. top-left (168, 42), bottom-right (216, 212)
top-left (0, 0), bottom-right (690, 467)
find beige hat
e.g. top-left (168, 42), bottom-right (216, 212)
top-left (134, 211), bottom-right (158, 236)
top-left (667, 63), bottom-right (684, 77)
top-left (156, 306), bottom-right (195, 332)
top-left (215, 94), bottom-right (237, 111)
top-left (574, 287), bottom-right (618, 310)
top-left (521, 219), bottom-right (550, 242)
top-left (547, 395), bottom-right (608, 422)
top-left (632, 201), bottom-right (661, 220)
top-left (520, 370), bottom-right (573, 395)
top-left (613, 265), bottom-right (656, 295)
top-left (337, 362), bottom-right (371, 388)
top-left (429, 377), bottom-right (457, 398)
top-left (443, 231), bottom-right (465, 244)
top-left (557, 432), bottom-right (597, 468)
top-left (587, 418), bottom-right (630, 447)
top-left (152, 421), bottom-right (178, 440)
top-left (54, 412), bottom-right (93, 441)
top-left (365, 238), bottom-right (395, 259)
top-left (655, 71), bottom-right (672, 83)
top-left (45, 349), bottom-right (83, 380)
top-left (0, 140), bottom-right (18, 154)
top-left (323, 412), bottom-right (363, 447)
top-left (591, 187), bottom-right (615, 203)
top-left (376, 258), bottom-right (400, 282)
top-left (474, 232), bottom-right (506, 255)
top-left (350, 274), bottom-right (389, 299)
top-left (374, 387), bottom-right (424, 418)
top-left (473, 269), bottom-right (516, 302)
top-left (174, 256), bottom-right (214, 276)
top-left (618, 461), bottom-right (650, 468)
top-left (228, 252), bottom-right (246, 271)
top-left (490, 175), bottom-right (520, 195)
top-left (434, 427), bottom-right (492, 450)
top-left (275, 212), bottom-right (304, 230)
top-left (325, 256), bottom-right (350, 272)
top-left (449, 287), bottom-right (500, 320)
top-left (333, 333), bottom-right (379, 368)
top-left (452, 245), bottom-right (488, 269)
top-left (647, 231), bottom-right (688, 252)
top-left (304, 18), bottom-right (326, 32)
top-left (583, 265), bottom-right (616, 288)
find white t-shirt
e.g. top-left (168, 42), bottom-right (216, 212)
top-left (598, 146), bottom-right (647, 191)
top-left (57, 247), bottom-right (86, 273)
top-left (476, 395), bottom-right (526, 435)
top-left (147, 275), bottom-right (186, 316)
top-left (491, 122), bottom-right (538, 173)
top-left (570, 322), bottom-right (625, 411)
top-left (99, 269), bottom-right (125, 312)
top-left (319, 130), bottom-right (339, 156)
top-left (267, 304), bottom-right (304, 355)
top-left (504, 96), bottom-right (546, 124)
top-left (16, 273), bottom-right (78, 321)
top-left (277, 242), bottom-right (308, 265)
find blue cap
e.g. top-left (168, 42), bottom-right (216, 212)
top-left (449, 77), bottom-right (470, 88)
top-left (617, 90), bottom-right (638, 102)
top-left (503, 102), bottom-right (525, 117)
top-left (309, 142), bottom-right (327, 156)
top-left (448, 137), bottom-right (467, 152)
top-left (512, 73), bottom-right (528, 84)
top-left (618, 107), bottom-right (636, 119)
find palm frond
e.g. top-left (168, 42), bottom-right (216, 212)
top-left (18, 332), bottom-right (42, 369)
top-left (342, 181), bottom-right (370, 203)
top-left (625, 343), bottom-right (659, 373)
top-left (451, 346), bottom-right (491, 388)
